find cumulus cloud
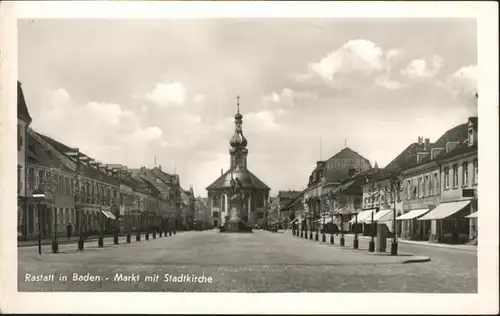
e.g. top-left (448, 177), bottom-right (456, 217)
top-left (31, 88), bottom-right (164, 166)
top-left (262, 88), bottom-right (318, 107)
top-left (297, 39), bottom-right (403, 90)
top-left (145, 81), bottom-right (187, 107)
top-left (309, 39), bottom-right (384, 81)
top-left (401, 55), bottom-right (444, 79)
top-left (447, 65), bottom-right (477, 96)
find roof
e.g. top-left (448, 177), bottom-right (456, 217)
top-left (278, 190), bottom-right (302, 200)
top-left (18, 81), bottom-right (32, 123)
top-left (326, 147), bottom-right (371, 164)
top-left (151, 167), bottom-right (179, 185)
top-left (34, 130), bottom-right (118, 185)
top-left (436, 142), bottom-right (478, 162)
top-left (206, 165), bottom-right (270, 191)
top-left (403, 123), bottom-right (469, 170)
top-left (374, 142), bottom-right (427, 181)
top-left (27, 133), bottom-right (67, 169)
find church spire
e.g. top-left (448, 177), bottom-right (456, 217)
top-left (229, 95), bottom-right (248, 169)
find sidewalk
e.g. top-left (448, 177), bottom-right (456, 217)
top-left (18, 231), bottom-right (177, 248)
top-left (342, 233), bottom-right (477, 252)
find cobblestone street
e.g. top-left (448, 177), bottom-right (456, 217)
top-left (18, 230), bottom-right (477, 292)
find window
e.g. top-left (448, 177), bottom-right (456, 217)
top-left (425, 175), bottom-right (431, 196)
top-left (473, 159), bottom-right (478, 184)
top-left (58, 175), bottom-right (64, 194)
top-left (27, 168), bottom-right (35, 189)
top-left (406, 180), bottom-right (412, 200)
top-left (462, 162), bottom-right (469, 186)
top-left (444, 167), bottom-right (450, 189)
top-left (17, 165), bottom-right (22, 194)
top-left (256, 195), bottom-right (264, 208)
top-left (433, 172), bottom-right (439, 195)
top-left (452, 164), bottom-right (459, 188)
top-left (348, 168), bottom-right (356, 177)
top-left (212, 211), bottom-right (219, 218)
top-left (38, 170), bottom-right (45, 187)
top-left (212, 195), bottom-right (219, 207)
top-left (17, 125), bottom-right (23, 150)
top-left (468, 128), bottom-right (474, 146)
top-left (417, 177), bottom-right (422, 197)
top-left (65, 177), bottom-right (70, 195)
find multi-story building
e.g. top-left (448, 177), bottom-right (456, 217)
top-left (180, 187), bottom-right (196, 230)
top-left (277, 190), bottom-right (302, 227)
top-left (194, 196), bottom-right (211, 230)
top-left (303, 147), bottom-right (371, 232)
top-left (400, 122), bottom-right (469, 242)
top-left (361, 137), bottom-right (430, 237)
top-left (17, 81), bottom-right (33, 239)
top-left (418, 117), bottom-right (478, 243)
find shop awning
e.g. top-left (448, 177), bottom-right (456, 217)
top-left (365, 209), bottom-right (392, 223)
top-left (316, 216), bottom-right (333, 224)
top-left (349, 209), bottom-right (376, 224)
top-left (290, 218), bottom-right (298, 224)
top-left (466, 212), bottom-right (478, 218)
top-left (418, 200), bottom-right (471, 221)
top-left (397, 208), bottom-right (430, 220)
top-left (101, 210), bottom-right (116, 220)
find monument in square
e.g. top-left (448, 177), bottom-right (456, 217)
top-left (206, 96), bottom-right (271, 232)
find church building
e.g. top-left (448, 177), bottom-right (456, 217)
top-left (206, 97), bottom-right (270, 228)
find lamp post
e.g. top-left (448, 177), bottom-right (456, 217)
top-left (315, 199), bottom-right (319, 241)
top-left (340, 203), bottom-right (345, 247)
top-left (33, 187), bottom-right (46, 255)
top-left (46, 169), bottom-right (59, 253)
top-left (98, 184), bottom-right (104, 248)
top-left (321, 197), bottom-right (326, 242)
top-left (308, 209), bottom-right (313, 240)
top-left (353, 202), bottom-right (359, 249)
top-left (390, 179), bottom-right (400, 255)
top-left (73, 172), bottom-right (85, 251)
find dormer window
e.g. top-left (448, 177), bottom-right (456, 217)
top-left (468, 127), bottom-right (474, 147)
top-left (348, 168), bottom-right (356, 177)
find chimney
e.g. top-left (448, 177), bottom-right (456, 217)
top-left (424, 138), bottom-right (430, 150)
top-left (446, 141), bottom-right (459, 153)
top-left (416, 152), bottom-right (429, 164)
top-left (417, 136), bottom-right (423, 145)
top-left (159, 165), bottom-right (162, 171)
top-left (316, 161), bottom-right (325, 168)
top-left (221, 168), bottom-right (223, 176)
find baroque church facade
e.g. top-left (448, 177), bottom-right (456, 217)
top-left (206, 97), bottom-right (270, 228)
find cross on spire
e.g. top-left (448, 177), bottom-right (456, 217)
top-left (236, 95), bottom-right (240, 114)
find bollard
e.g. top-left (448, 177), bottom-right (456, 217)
top-left (300, 230), bottom-right (303, 238)
top-left (98, 237), bottom-right (104, 248)
top-left (159, 231), bottom-right (163, 237)
top-left (315, 232), bottom-right (319, 241)
top-left (309, 232), bottom-right (313, 240)
top-left (369, 240), bottom-right (375, 252)
top-left (114, 235), bottom-right (119, 245)
top-left (153, 232), bottom-right (156, 239)
top-left (340, 236), bottom-right (345, 246)
top-left (145, 232), bottom-right (149, 240)
top-left (127, 234), bottom-right (131, 243)
top-left (136, 233), bottom-right (141, 242)
top-left (330, 234), bottom-right (334, 244)
top-left (169, 230), bottom-right (172, 236)
top-left (78, 237), bottom-right (85, 251)
top-left (51, 240), bottom-right (59, 253)
top-left (353, 238), bottom-right (359, 249)
top-left (173, 229), bottom-right (176, 235)
top-left (322, 234), bottom-right (326, 243)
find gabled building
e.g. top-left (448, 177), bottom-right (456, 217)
top-left (17, 81), bottom-right (33, 239)
top-left (277, 190), bottom-right (303, 227)
top-left (303, 147), bottom-right (372, 231)
top-left (399, 122), bottom-right (469, 242)
top-left (417, 117), bottom-right (478, 243)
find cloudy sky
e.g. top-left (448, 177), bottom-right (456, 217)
top-left (18, 19), bottom-right (477, 196)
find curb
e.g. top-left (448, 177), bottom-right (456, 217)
top-left (401, 256), bottom-right (431, 264)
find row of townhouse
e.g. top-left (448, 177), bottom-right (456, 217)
top-left (359, 117), bottom-right (478, 244)
top-left (17, 81), bottom-right (187, 240)
top-left (280, 114), bottom-right (478, 244)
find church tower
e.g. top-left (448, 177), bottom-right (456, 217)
top-left (229, 95), bottom-right (248, 169)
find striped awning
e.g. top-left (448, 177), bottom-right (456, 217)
top-left (419, 201), bottom-right (471, 221)
top-left (101, 210), bottom-right (116, 220)
top-left (365, 209), bottom-right (392, 223)
top-left (397, 208), bottom-right (430, 220)
top-left (349, 209), bottom-right (377, 224)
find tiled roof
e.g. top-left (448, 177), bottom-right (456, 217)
top-left (27, 133), bottom-right (64, 169)
top-left (403, 123), bottom-right (469, 170)
top-left (206, 166), bottom-right (270, 190)
top-left (327, 147), bottom-right (370, 164)
top-left (436, 142), bottom-right (477, 162)
top-left (374, 142), bottom-right (427, 181)
top-left (34, 131), bottom-right (118, 185)
top-left (151, 167), bottom-right (178, 185)
top-left (278, 190), bottom-right (302, 200)
top-left (17, 81), bottom-right (32, 123)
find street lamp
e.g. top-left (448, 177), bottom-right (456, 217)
top-left (321, 198), bottom-right (326, 242)
top-left (33, 186), bottom-right (46, 255)
top-left (390, 179), bottom-right (400, 255)
top-left (98, 184), bottom-right (104, 248)
top-left (315, 198), bottom-right (319, 241)
top-left (353, 210), bottom-right (359, 249)
top-left (73, 172), bottom-right (85, 251)
top-left (340, 204), bottom-right (345, 247)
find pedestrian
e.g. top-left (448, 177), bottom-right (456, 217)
top-left (66, 223), bottom-right (72, 239)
